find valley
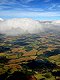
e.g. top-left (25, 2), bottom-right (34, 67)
top-left (0, 33), bottom-right (60, 80)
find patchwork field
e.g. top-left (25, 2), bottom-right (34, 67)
top-left (0, 33), bottom-right (60, 80)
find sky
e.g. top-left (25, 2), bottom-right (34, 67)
top-left (0, 0), bottom-right (60, 20)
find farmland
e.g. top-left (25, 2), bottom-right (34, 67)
top-left (0, 33), bottom-right (60, 80)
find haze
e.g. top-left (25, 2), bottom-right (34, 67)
top-left (0, 18), bottom-right (60, 36)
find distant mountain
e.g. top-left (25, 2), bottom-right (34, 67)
top-left (0, 18), bottom-right (60, 36)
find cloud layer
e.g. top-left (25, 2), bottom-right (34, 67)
top-left (0, 18), bottom-right (60, 36)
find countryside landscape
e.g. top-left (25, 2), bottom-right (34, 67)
top-left (0, 0), bottom-right (60, 80)
top-left (0, 28), bottom-right (60, 80)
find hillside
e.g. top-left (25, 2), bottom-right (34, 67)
top-left (0, 32), bottom-right (60, 80)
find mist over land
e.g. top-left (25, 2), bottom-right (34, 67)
top-left (0, 18), bottom-right (60, 36)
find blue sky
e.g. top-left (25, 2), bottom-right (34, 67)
top-left (0, 0), bottom-right (60, 20)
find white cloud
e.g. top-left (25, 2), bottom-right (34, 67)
top-left (0, 18), bottom-right (44, 35)
top-left (0, 18), bottom-right (60, 36)
top-left (0, 18), bottom-right (4, 21)
top-left (48, 4), bottom-right (56, 10)
top-left (48, 3), bottom-right (60, 11)
top-left (20, 0), bottom-right (34, 3)
top-left (0, 0), bottom-right (34, 4)
top-left (44, 0), bottom-right (51, 2)
top-left (0, 0), bottom-right (16, 4)
top-left (0, 11), bottom-right (60, 17)
top-left (26, 8), bottom-right (44, 12)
